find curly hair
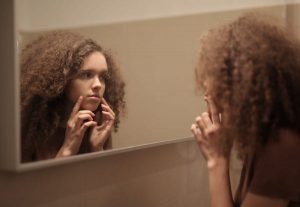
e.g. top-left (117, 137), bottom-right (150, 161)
top-left (21, 31), bottom-right (125, 162)
top-left (195, 14), bottom-right (300, 158)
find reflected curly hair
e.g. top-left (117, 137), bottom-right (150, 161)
top-left (196, 14), bottom-right (300, 158)
top-left (21, 31), bottom-right (125, 161)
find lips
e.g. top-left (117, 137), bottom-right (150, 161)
top-left (86, 95), bottom-right (101, 103)
top-left (87, 94), bottom-right (100, 98)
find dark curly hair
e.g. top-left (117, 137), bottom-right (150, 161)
top-left (21, 31), bottom-right (125, 162)
top-left (195, 14), bottom-right (300, 158)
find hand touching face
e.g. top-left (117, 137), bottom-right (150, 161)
top-left (89, 98), bottom-right (115, 151)
top-left (66, 51), bottom-right (109, 112)
top-left (56, 96), bottom-right (97, 157)
top-left (56, 96), bottom-right (116, 157)
top-left (191, 96), bottom-right (227, 168)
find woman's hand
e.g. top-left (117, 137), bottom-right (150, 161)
top-left (56, 96), bottom-right (97, 158)
top-left (192, 97), bottom-right (234, 207)
top-left (191, 96), bottom-right (228, 169)
top-left (89, 98), bottom-right (115, 152)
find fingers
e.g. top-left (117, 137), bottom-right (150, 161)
top-left (205, 96), bottom-right (220, 125)
top-left (191, 123), bottom-right (208, 146)
top-left (193, 111), bottom-right (219, 139)
top-left (191, 123), bottom-right (201, 139)
top-left (68, 109), bottom-right (95, 130)
top-left (101, 99), bottom-right (115, 114)
top-left (70, 96), bottom-right (83, 118)
top-left (74, 112), bottom-right (95, 129)
top-left (101, 104), bottom-right (114, 114)
top-left (201, 112), bottom-right (212, 128)
top-left (195, 116), bottom-right (204, 131)
top-left (80, 120), bottom-right (97, 133)
top-left (194, 113), bottom-right (212, 136)
top-left (78, 110), bottom-right (96, 116)
top-left (101, 100), bottom-right (115, 121)
top-left (102, 111), bottom-right (115, 121)
top-left (62, 117), bottom-right (96, 157)
top-left (101, 98), bottom-right (109, 105)
top-left (191, 123), bottom-right (199, 138)
top-left (98, 110), bottom-right (115, 129)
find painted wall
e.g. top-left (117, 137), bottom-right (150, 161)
top-left (0, 140), bottom-right (242, 207)
top-left (15, 0), bottom-right (287, 31)
top-left (0, 141), bottom-right (204, 206)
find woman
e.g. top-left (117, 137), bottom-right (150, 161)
top-left (191, 15), bottom-right (300, 207)
top-left (21, 31), bottom-right (125, 162)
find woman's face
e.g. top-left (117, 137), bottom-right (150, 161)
top-left (66, 51), bottom-right (108, 112)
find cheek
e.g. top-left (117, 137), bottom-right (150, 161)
top-left (101, 83), bottom-right (106, 94)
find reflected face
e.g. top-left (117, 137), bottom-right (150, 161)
top-left (66, 51), bottom-right (108, 111)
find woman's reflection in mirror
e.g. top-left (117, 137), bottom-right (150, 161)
top-left (191, 14), bottom-right (300, 207)
top-left (21, 31), bottom-right (125, 162)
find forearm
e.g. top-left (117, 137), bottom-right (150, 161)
top-left (56, 142), bottom-right (81, 158)
top-left (90, 133), bottom-right (112, 152)
top-left (207, 158), bottom-right (234, 207)
top-left (56, 146), bottom-right (73, 158)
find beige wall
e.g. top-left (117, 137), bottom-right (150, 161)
top-left (0, 140), bottom-right (206, 207)
top-left (16, 0), bottom-right (287, 31)
top-left (0, 140), bottom-right (241, 207)
top-left (287, 2), bottom-right (300, 38)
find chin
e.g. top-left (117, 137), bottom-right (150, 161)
top-left (81, 103), bottom-right (99, 112)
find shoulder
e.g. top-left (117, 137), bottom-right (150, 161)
top-left (260, 129), bottom-right (300, 163)
top-left (249, 129), bottom-right (300, 201)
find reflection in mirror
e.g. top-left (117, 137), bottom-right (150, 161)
top-left (20, 31), bottom-right (126, 162)
top-left (14, 0), bottom-right (292, 166)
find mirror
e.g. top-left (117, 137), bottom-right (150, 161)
top-left (1, 0), bottom-right (297, 170)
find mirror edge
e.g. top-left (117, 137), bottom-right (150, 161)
top-left (16, 137), bottom-right (194, 172)
top-left (0, 0), bottom-right (20, 172)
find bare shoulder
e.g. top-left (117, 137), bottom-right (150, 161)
top-left (265, 128), bottom-right (300, 154)
top-left (277, 128), bottom-right (300, 146)
top-left (248, 128), bottom-right (300, 202)
top-left (242, 192), bottom-right (288, 207)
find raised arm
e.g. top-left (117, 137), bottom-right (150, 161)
top-left (191, 97), bottom-right (234, 207)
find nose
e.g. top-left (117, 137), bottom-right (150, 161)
top-left (92, 76), bottom-right (102, 90)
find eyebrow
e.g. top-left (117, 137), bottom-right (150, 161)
top-left (80, 68), bottom-right (108, 74)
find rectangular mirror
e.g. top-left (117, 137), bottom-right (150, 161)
top-left (0, 0), bottom-right (297, 171)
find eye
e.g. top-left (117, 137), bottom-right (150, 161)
top-left (99, 72), bottom-right (110, 81)
top-left (78, 71), bottom-right (94, 79)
